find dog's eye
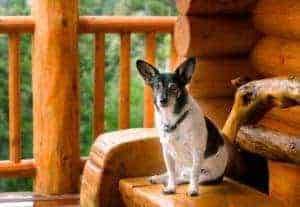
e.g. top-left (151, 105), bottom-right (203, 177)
top-left (154, 82), bottom-right (162, 90)
top-left (168, 83), bottom-right (177, 91)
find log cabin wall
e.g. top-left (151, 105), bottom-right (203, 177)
top-left (175, 0), bottom-right (300, 206)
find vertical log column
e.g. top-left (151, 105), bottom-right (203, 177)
top-left (32, 0), bottom-right (80, 195)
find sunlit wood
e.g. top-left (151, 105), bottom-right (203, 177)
top-left (119, 33), bottom-right (131, 129)
top-left (8, 33), bottom-right (21, 164)
top-left (143, 32), bottom-right (156, 128)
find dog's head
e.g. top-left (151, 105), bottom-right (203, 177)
top-left (136, 58), bottom-right (196, 110)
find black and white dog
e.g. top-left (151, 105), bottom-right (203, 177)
top-left (136, 57), bottom-right (228, 196)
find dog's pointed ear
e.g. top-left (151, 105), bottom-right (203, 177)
top-left (175, 57), bottom-right (196, 85)
top-left (136, 59), bottom-right (159, 85)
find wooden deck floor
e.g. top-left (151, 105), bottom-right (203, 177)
top-left (0, 192), bottom-right (79, 207)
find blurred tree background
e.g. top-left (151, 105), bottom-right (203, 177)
top-left (0, 0), bottom-right (177, 191)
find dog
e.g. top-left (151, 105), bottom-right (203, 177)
top-left (136, 57), bottom-right (229, 196)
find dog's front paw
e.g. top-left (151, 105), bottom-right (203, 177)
top-left (148, 174), bottom-right (167, 184)
top-left (163, 186), bottom-right (176, 194)
top-left (187, 187), bottom-right (199, 197)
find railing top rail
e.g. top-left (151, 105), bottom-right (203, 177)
top-left (0, 16), bottom-right (176, 33)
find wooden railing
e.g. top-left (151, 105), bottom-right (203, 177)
top-left (0, 16), bottom-right (176, 181)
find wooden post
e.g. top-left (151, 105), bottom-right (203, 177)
top-left (93, 32), bottom-right (105, 138)
top-left (143, 32), bottom-right (156, 128)
top-left (32, 0), bottom-right (80, 195)
top-left (8, 33), bottom-right (21, 164)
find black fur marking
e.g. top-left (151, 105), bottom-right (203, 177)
top-left (204, 117), bottom-right (225, 158)
top-left (173, 88), bottom-right (188, 114)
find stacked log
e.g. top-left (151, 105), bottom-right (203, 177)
top-left (174, 0), bottom-right (267, 192)
top-left (175, 0), bottom-right (259, 127)
top-left (252, 1), bottom-right (300, 205)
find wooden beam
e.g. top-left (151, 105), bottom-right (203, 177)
top-left (119, 33), bottom-right (131, 129)
top-left (174, 16), bottom-right (260, 57)
top-left (32, 0), bottom-right (81, 195)
top-left (252, 36), bottom-right (300, 77)
top-left (0, 16), bottom-right (34, 33)
top-left (253, 0), bottom-right (300, 40)
top-left (79, 16), bottom-right (175, 33)
top-left (190, 57), bottom-right (258, 98)
top-left (237, 126), bottom-right (300, 163)
top-left (93, 32), bottom-right (105, 138)
top-left (8, 33), bottom-right (21, 164)
top-left (0, 159), bottom-right (35, 178)
top-left (143, 32), bottom-right (156, 128)
top-left (176, 0), bottom-right (256, 15)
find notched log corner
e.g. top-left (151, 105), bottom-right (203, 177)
top-left (223, 76), bottom-right (300, 144)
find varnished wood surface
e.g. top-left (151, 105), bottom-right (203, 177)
top-left (119, 177), bottom-right (285, 207)
top-left (174, 15), bottom-right (259, 57)
top-left (0, 192), bottom-right (79, 207)
top-left (253, 0), bottom-right (300, 40)
top-left (176, 0), bottom-right (256, 15)
top-left (269, 160), bottom-right (300, 207)
top-left (32, 0), bottom-right (81, 194)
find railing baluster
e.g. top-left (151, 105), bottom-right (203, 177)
top-left (143, 32), bottom-right (156, 128)
top-left (170, 33), bottom-right (179, 70)
top-left (93, 32), bottom-right (105, 138)
top-left (8, 33), bottom-right (21, 164)
top-left (119, 33), bottom-right (131, 129)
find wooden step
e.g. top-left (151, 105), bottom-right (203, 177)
top-left (119, 177), bottom-right (285, 207)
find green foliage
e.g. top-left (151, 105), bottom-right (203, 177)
top-left (0, 0), bottom-right (177, 191)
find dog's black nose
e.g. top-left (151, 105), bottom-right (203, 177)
top-left (160, 98), bottom-right (168, 106)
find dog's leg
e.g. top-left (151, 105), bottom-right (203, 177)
top-left (162, 145), bottom-right (176, 194)
top-left (188, 148), bottom-right (202, 196)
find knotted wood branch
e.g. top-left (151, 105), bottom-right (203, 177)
top-left (237, 126), bottom-right (300, 164)
top-left (223, 76), bottom-right (300, 144)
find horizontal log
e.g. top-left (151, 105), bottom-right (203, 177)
top-left (176, 0), bottom-right (257, 15)
top-left (0, 16), bottom-right (34, 33)
top-left (0, 16), bottom-right (176, 34)
top-left (259, 107), bottom-right (300, 136)
top-left (190, 57), bottom-right (259, 98)
top-left (79, 16), bottom-right (176, 33)
top-left (252, 37), bottom-right (300, 77)
top-left (237, 126), bottom-right (300, 163)
top-left (253, 0), bottom-right (300, 40)
top-left (0, 159), bottom-right (36, 178)
top-left (194, 97), bottom-right (233, 128)
top-left (175, 16), bottom-right (260, 57)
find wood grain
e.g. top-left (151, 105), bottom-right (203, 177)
top-left (119, 33), bottom-right (131, 129)
top-left (143, 32), bottom-right (156, 128)
top-left (8, 33), bottom-right (21, 163)
top-left (80, 128), bottom-right (165, 207)
top-left (93, 32), bottom-right (105, 138)
top-left (237, 126), bottom-right (300, 163)
top-left (119, 177), bottom-right (285, 207)
top-left (32, 0), bottom-right (81, 195)
top-left (252, 36), bottom-right (300, 77)
top-left (0, 159), bottom-right (35, 178)
top-left (253, 0), bottom-right (300, 40)
top-left (190, 57), bottom-right (258, 98)
top-left (269, 160), bottom-right (300, 207)
top-left (176, 0), bottom-right (256, 15)
top-left (174, 16), bottom-right (259, 57)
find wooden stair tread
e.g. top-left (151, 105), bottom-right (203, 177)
top-left (119, 177), bottom-right (285, 207)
